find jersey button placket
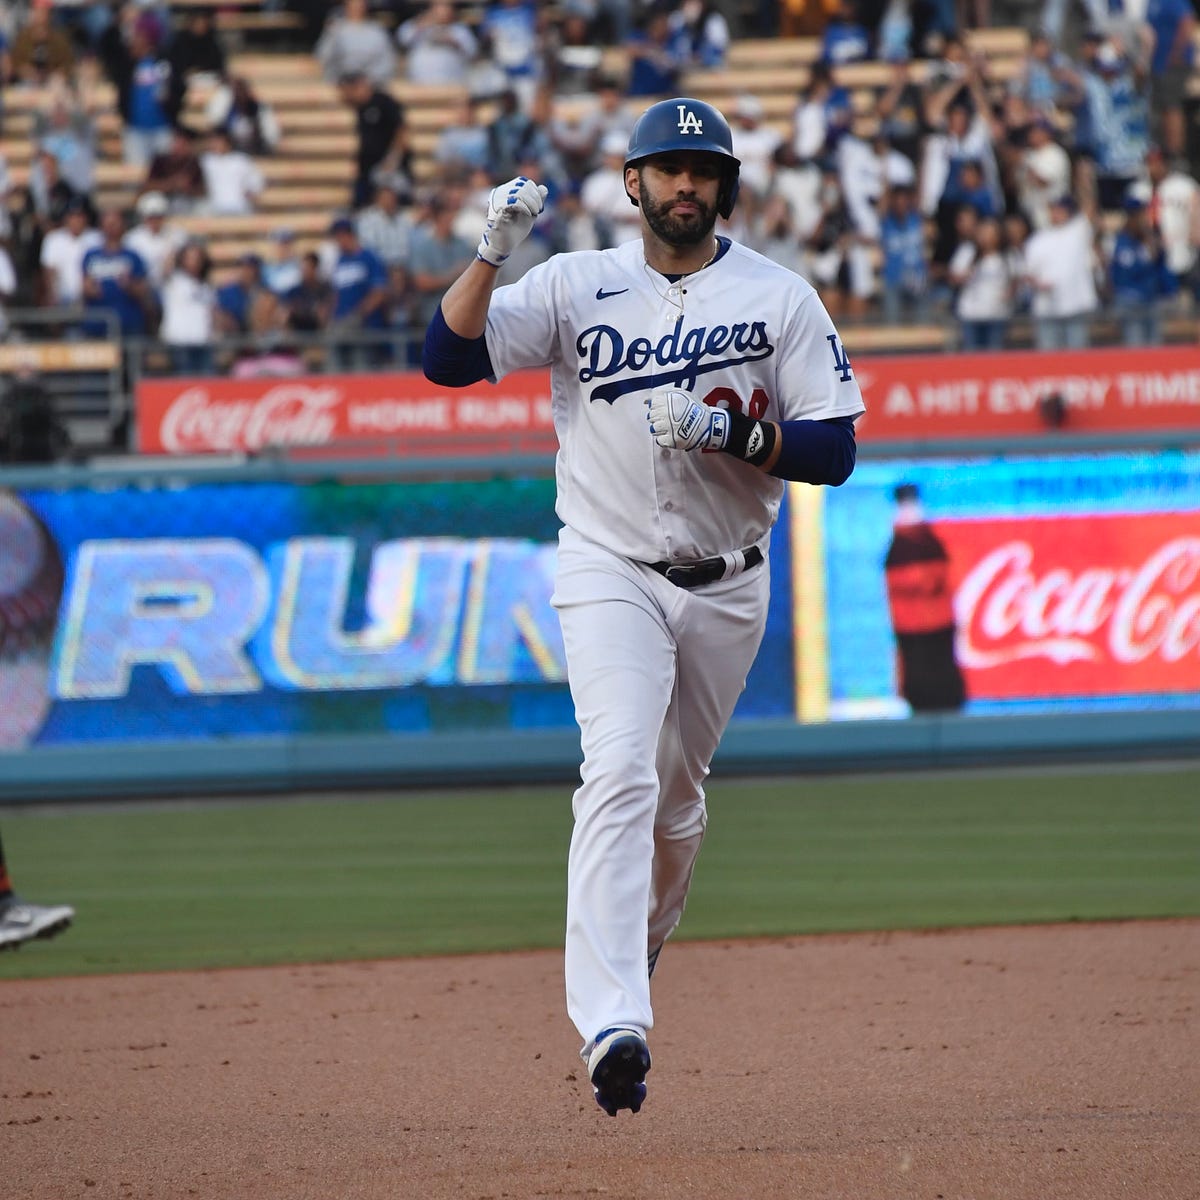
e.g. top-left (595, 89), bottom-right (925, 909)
top-left (660, 293), bottom-right (680, 333)
top-left (654, 443), bottom-right (690, 556)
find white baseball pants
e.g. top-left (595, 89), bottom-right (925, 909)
top-left (552, 525), bottom-right (770, 1050)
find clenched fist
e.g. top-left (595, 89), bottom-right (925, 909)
top-left (646, 388), bottom-right (730, 452)
top-left (476, 176), bottom-right (548, 267)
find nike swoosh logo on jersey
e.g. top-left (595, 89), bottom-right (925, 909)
top-left (595, 287), bottom-right (629, 300)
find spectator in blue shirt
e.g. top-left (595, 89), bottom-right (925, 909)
top-left (666, 2), bottom-right (731, 70)
top-left (1109, 196), bottom-right (1175, 345)
top-left (127, 50), bottom-right (176, 163)
top-left (626, 11), bottom-right (686, 98)
top-left (327, 216), bottom-right (389, 370)
top-left (942, 158), bottom-right (997, 219)
top-left (1009, 31), bottom-right (1076, 118)
top-left (1079, 41), bottom-right (1150, 212)
top-left (99, 21), bottom-right (179, 168)
top-left (820, 0), bottom-right (872, 67)
top-left (216, 253), bottom-right (278, 341)
top-left (80, 209), bottom-right (151, 338)
top-left (879, 184), bottom-right (930, 324)
top-left (481, 0), bottom-right (541, 105)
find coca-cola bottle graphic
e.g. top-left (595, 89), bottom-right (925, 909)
top-left (883, 483), bottom-right (967, 713)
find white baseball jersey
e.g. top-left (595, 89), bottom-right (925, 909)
top-left (1154, 172), bottom-right (1200, 275)
top-left (484, 237), bottom-right (865, 563)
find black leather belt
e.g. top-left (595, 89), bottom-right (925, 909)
top-left (647, 545), bottom-right (764, 589)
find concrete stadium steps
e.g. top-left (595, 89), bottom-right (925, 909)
top-left (723, 26), bottom-right (1032, 68)
top-left (170, 0), bottom-right (302, 39)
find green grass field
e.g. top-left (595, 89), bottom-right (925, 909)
top-left (2, 764), bottom-right (1197, 980)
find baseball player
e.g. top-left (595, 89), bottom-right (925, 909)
top-left (424, 97), bottom-right (864, 1116)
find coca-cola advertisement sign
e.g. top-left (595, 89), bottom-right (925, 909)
top-left (136, 372), bottom-right (557, 456)
top-left (940, 514), bottom-right (1200, 698)
top-left (158, 382), bottom-right (342, 452)
top-left (854, 345), bottom-right (1200, 443)
top-left (139, 345), bottom-right (1200, 456)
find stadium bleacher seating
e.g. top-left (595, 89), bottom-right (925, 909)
top-left (0, 3), bottom-right (1195, 455)
top-left (4, 14), bottom-right (1196, 283)
top-left (0, 23), bottom-right (1071, 284)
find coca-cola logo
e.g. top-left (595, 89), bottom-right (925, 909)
top-left (159, 385), bottom-right (343, 453)
top-left (955, 537), bottom-right (1200, 668)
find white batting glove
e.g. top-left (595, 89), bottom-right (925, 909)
top-left (476, 176), bottom-right (548, 267)
top-left (646, 388), bottom-right (730, 452)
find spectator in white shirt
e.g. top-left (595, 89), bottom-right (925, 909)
top-left (770, 143), bottom-right (824, 242)
top-left (1015, 117), bottom-right (1072, 231)
top-left (124, 190), bottom-right (186, 288)
top-left (396, 2), bottom-right (477, 86)
top-left (920, 99), bottom-right (1001, 222)
top-left (39, 196), bottom-right (102, 308)
top-left (549, 75), bottom-right (634, 182)
top-left (0, 241), bottom-right (16, 338)
top-left (200, 127), bottom-right (265, 215)
top-left (949, 216), bottom-right (1012, 350)
top-left (730, 93), bottom-right (781, 200)
top-left (580, 130), bottom-right (644, 247)
top-left (1023, 194), bottom-right (1099, 350)
top-left (1142, 145), bottom-right (1200, 299)
top-left (317, 0), bottom-right (395, 86)
top-left (838, 123), bottom-right (917, 241)
top-left (750, 192), bottom-right (808, 276)
top-left (791, 62), bottom-right (846, 162)
top-left (159, 241), bottom-right (216, 375)
top-left (356, 180), bottom-right (415, 270)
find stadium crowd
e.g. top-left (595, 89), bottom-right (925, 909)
top-left (0, 0), bottom-right (1198, 458)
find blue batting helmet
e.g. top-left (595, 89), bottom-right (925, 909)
top-left (624, 97), bottom-right (741, 219)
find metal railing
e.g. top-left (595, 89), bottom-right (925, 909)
top-left (4, 301), bottom-right (1197, 459)
top-left (1, 307), bottom-right (125, 451)
top-left (123, 326), bottom-right (426, 386)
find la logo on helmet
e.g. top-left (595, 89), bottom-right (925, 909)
top-left (676, 105), bottom-right (704, 135)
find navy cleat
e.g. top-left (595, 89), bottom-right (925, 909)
top-left (587, 1027), bottom-right (651, 1116)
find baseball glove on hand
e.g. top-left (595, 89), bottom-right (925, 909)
top-left (646, 388), bottom-right (730, 452)
top-left (477, 176), bottom-right (548, 267)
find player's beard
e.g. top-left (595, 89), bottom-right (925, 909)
top-left (639, 183), bottom-right (718, 248)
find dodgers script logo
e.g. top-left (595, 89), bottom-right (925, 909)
top-left (576, 322), bottom-right (775, 403)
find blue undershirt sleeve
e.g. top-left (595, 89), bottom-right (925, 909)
top-left (768, 415), bottom-right (858, 485)
top-left (422, 304), bottom-right (495, 387)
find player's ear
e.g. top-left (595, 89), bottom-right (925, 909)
top-left (625, 165), bottom-right (640, 209)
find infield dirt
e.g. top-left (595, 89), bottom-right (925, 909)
top-left (3, 919), bottom-right (1196, 1199)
